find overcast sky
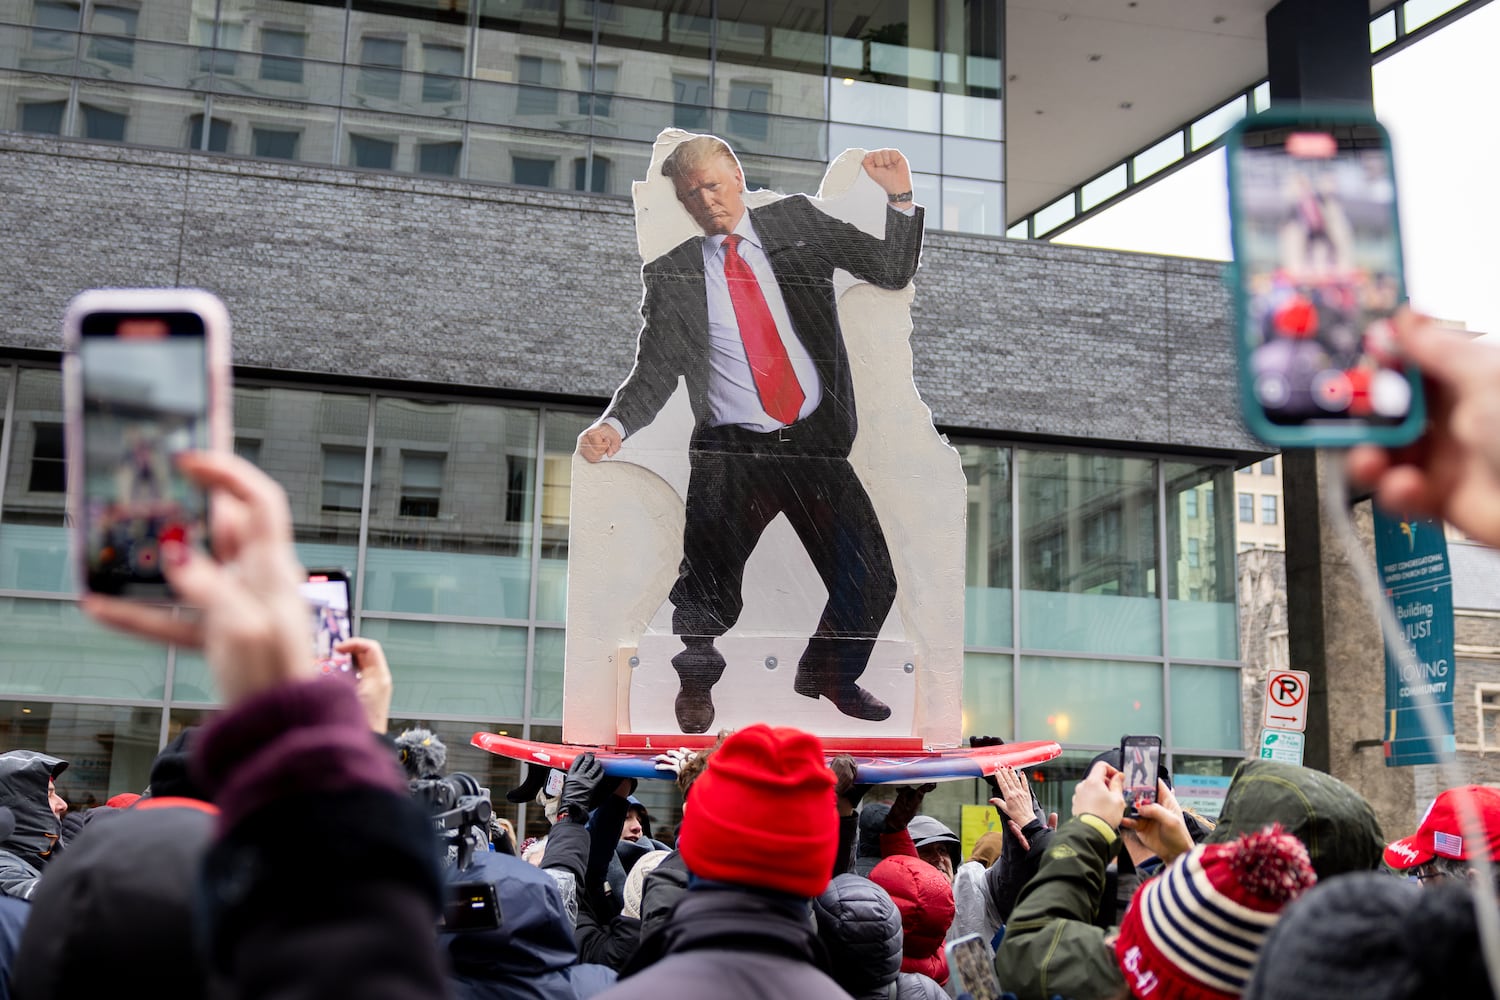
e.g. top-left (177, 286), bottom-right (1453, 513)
top-left (1054, 0), bottom-right (1500, 336)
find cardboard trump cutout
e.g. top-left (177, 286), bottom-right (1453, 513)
top-left (564, 130), bottom-right (966, 745)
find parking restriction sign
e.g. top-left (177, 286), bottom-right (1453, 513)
top-left (1263, 669), bottom-right (1310, 733)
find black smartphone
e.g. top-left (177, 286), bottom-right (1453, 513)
top-left (301, 569), bottom-right (354, 675)
top-left (63, 289), bottom-right (232, 597)
top-left (1120, 734), bottom-right (1162, 816)
top-left (441, 879), bottom-right (502, 932)
top-left (1226, 109), bottom-right (1423, 448)
top-left (944, 932), bottom-right (1003, 1000)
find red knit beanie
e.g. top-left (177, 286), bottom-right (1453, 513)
top-left (870, 854), bottom-right (956, 984)
top-left (1113, 824), bottom-right (1316, 999)
top-left (676, 723), bottom-right (837, 899)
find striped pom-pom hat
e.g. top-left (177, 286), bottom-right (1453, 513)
top-left (1113, 824), bottom-right (1317, 999)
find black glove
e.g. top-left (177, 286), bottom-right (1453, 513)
top-left (885, 783), bottom-right (936, 832)
top-left (558, 752), bottom-right (605, 824)
top-left (829, 755), bottom-right (871, 814)
top-left (970, 735), bottom-right (1007, 797)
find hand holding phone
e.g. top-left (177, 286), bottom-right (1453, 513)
top-left (1120, 735), bottom-right (1161, 818)
top-left (945, 933), bottom-right (1003, 1000)
top-left (64, 289), bottom-right (231, 597)
top-left (301, 570), bottom-right (354, 675)
top-left (1227, 110), bottom-right (1423, 448)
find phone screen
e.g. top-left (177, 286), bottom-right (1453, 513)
top-left (301, 572), bottom-right (353, 674)
top-left (945, 933), bottom-right (1002, 1000)
top-left (442, 880), bottom-right (502, 932)
top-left (1121, 736), bottom-right (1161, 811)
top-left (1234, 124), bottom-right (1410, 430)
top-left (79, 312), bottom-right (209, 595)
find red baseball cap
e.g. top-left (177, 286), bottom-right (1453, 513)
top-left (1383, 785), bottom-right (1500, 870)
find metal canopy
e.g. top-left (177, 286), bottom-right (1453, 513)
top-left (1004, 0), bottom-right (1390, 222)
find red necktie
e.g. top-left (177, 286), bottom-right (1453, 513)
top-left (722, 234), bottom-right (805, 425)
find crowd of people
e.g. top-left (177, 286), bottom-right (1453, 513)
top-left (0, 307), bottom-right (1495, 999)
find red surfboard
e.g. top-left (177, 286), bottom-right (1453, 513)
top-left (472, 731), bottom-right (1061, 784)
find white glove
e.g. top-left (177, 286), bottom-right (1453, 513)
top-left (653, 747), bottom-right (696, 778)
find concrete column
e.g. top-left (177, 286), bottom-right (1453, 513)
top-left (1283, 452), bottom-right (1413, 838)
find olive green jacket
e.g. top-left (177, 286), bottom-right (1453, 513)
top-left (993, 816), bottom-right (1126, 1000)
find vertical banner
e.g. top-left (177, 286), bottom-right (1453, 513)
top-left (1374, 511), bottom-right (1455, 766)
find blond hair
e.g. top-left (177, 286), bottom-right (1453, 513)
top-left (661, 135), bottom-right (739, 181)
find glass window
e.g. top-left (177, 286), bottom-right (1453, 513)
top-left (960, 444), bottom-right (1011, 648)
top-left (580, 63), bottom-right (618, 117)
top-left (715, 0), bottom-right (827, 123)
top-left (2, 371), bottom-right (70, 594)
top-left (0, 599), bottom-right (167, 699)
top-left (360, 619), bottom-right (528, 717)
top-left (962, 652), bottom-right (1012, 740)
top-left (86, 4), bottom-right (137, 67)
top-left (573, 154), bottom-right (610, 193)
top-left (233, 386), bottom-right (364, 571)
top-left (349, 133), bottom-right (397, 169)
top-left (1237, 492), bottom-right (1254, 523)
top-left (363, 398), bottom-right (537, 620)
top-left (398, 451), bottom-right (445, 518)
top-left (259, 27), bottom-right (305, 83)
top-left (1260, 458), bottom-right (1275, 475)
top-left (1261, 495), bottom-right (1277, 525)
top-left (422, 43), bottom-right (465, 104)
top-left (79, 103), bottom-right (127, 141)
top-left (1018, 450), bottom-right (1160, 656)
top-left (19, 101), bottom-right (68, 134)
top-left (1171, 665), bottom-right (1242, 751)
top-left (31, 0), bottom-right (80, 51)
top-left (513, 155), bottom-right (555, 187)
top-left (1018, 656), bottom-right (1163, 747)
top-left (517, 54), bottom-right (561, 115)
top-left (532, 626), bottom-right (564, 720)
top-left (1133, 131), bottom-right (1183, 182)
top-left (536, 411), bottom-right (592, 622)
top-left (1167, 462), bottom-right (1236, 660)
top-left (0, 701), bottom-right (162, 810)
top-left (252, 126), bottom-right (299, 159)
top-left (188, 114), bottom-right (231, 152)
top-left (725, 80), bottom-right (771, 142)
top-left (418, 140), bottom-right (461, 176)
top-left (671, 72), bottom-right (709, 130)
top-left (358, 36), bottom-right (406, 100)
top-left (941, 176), bottom-right (1002, 236)
top-left (1080, 165), bottom-right (1127, 212)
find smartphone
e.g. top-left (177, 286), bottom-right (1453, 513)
top-left (945, 932), bottom-right (1003, 1000)
top-left (1226, 109), bottom-right (1423, 448)
top-left (441, 879), bottom-right (502, 932)
top-left (1121, 735), bottom-right (1162, 816)
top-left (302, 569), bottom-right (354, 674)
top-left (63, 289), bottom-right (232, 597)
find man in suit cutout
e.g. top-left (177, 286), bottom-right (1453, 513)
top-left (580, 136), bottom-right (923, 734)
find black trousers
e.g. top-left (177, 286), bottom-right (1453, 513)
top-left (670, 426), bottom-right (897, 689)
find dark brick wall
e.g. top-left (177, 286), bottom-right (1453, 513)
top-left (0, 132), bottom-right (1262, 456)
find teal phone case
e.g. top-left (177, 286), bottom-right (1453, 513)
top-left (1225, 107), bottom-right (1424, 449)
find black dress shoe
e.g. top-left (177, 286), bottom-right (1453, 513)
top-left (674, 683), bottom-right (716, 734)
top-left (793, 674), bottom-right (891, 722)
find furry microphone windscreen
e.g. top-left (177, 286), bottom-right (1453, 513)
top-left (395, 728), bottom-right (448, 780)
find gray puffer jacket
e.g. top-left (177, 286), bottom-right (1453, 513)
top-left (812, 873), bottom-right (947, 1000)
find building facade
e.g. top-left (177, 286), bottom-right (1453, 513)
top-left (0, 0), bottom-right (1262, 836)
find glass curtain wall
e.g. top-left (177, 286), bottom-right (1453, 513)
top-left (0, 0), bottom-right (1005, 232)
top-left (0, 362), bottom-right (588, 827)
top-left (0, 364), bottom-right (1243, 825)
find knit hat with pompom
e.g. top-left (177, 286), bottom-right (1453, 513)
top-left (1113, 824), bottom-right (1317, 999)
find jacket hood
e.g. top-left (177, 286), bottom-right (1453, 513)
top-left (870, 855), bottom-right (954, 983)
top-left (907, 815), bottom-right (960, 871)
top-left (811, 873), bottom-right (903, 998)
top-left (444, 853), bottom-right (580, 986)
top-left (854, 802), bottom-right (893, 877)
top-left (1207, 759), bottom-right (1383, 879)
top-left (0, 752), bottom-right (66, 869)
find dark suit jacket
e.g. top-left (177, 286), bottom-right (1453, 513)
top-left (606, 196), bottom-right (924, 459)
